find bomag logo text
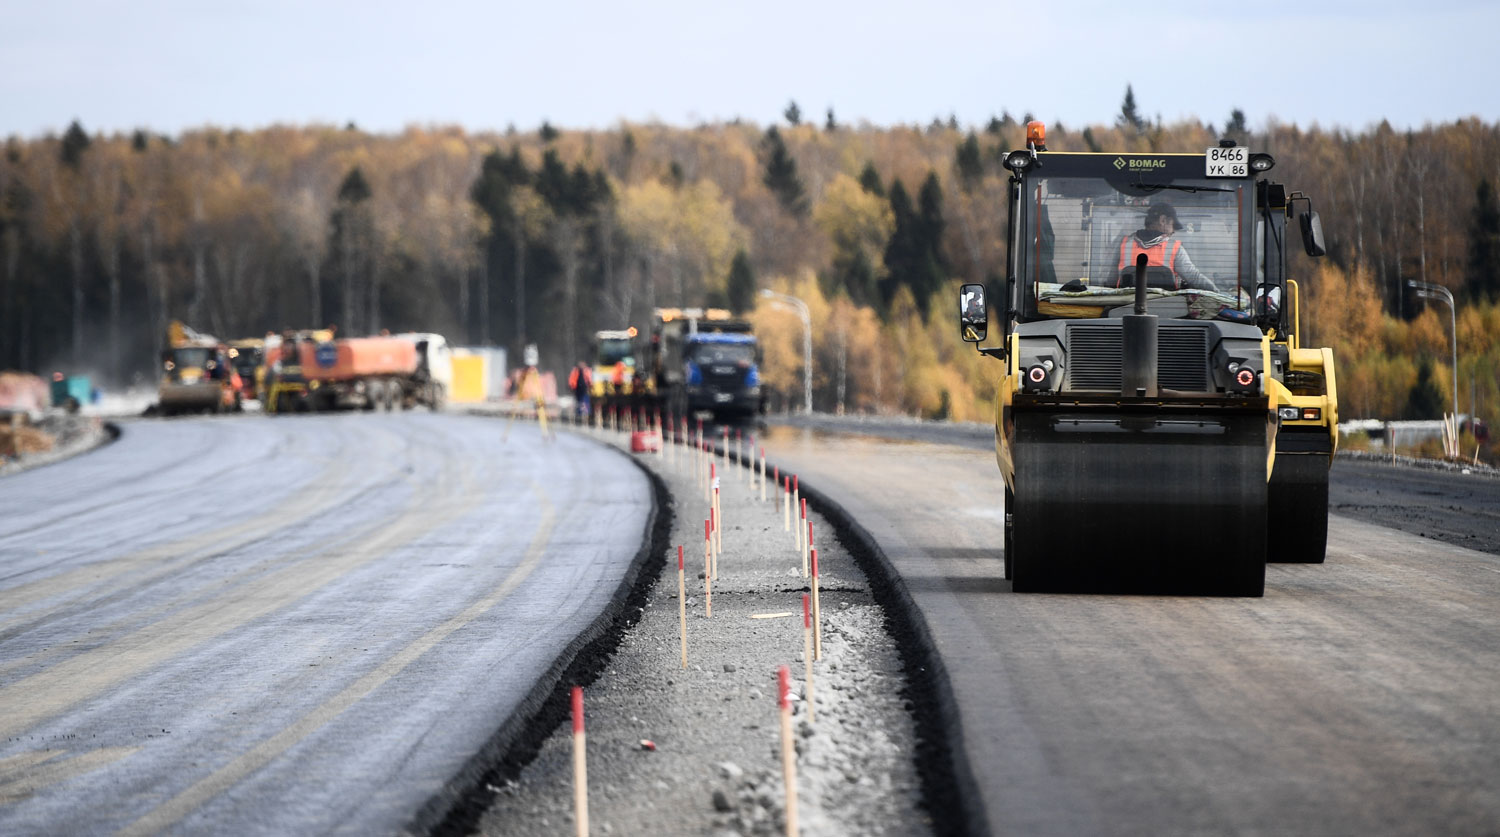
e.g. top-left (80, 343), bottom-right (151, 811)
top-left (1113, 157), bottom-right (1167, 171)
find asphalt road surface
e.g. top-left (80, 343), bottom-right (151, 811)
top-left (762, 422), bottom-right (1500, 836)
top-left (0, 413), bottom-right (650, 835)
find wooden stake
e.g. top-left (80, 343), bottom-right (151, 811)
top-left (783, 474), bottom-right (790, 532)
top-left (803, 594), bottom-right (815, 723)
top-left (711, 497), bottom-right (720, 581)
top-left (572, 686), bottom-right (588, 837)
top-left (779, 666), bottom-right (798, 837)
top-left (760, 447), bottom-right (768, 503)
top-left (714, 486), bottom-right (723, 558)
top-left (793, 476), bottom-right (800, 540)
top-left (705, 519), bottom-right (713, 619)
top-left (811, 548), bottom-right (822, 661)
top-left (678, 545), bottom-right (688, 669)
top-left (799, 499), bottom-right (808, 577)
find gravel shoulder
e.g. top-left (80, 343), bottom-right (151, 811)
top-left (459, 416), bottom-right (931, 836)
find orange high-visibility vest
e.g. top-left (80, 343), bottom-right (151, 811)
top-left (1118, 237), bottom-right (1182, 286)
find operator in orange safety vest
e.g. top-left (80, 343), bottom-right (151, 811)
top-left (1116, 202), bottom-right (1213, 290)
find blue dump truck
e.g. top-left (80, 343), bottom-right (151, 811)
top-left (646, 308), bottom-right (763, 424)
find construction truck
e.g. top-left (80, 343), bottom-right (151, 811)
top-left (265, 330), bottom-right (449, 413)
top-left (589, 328), bottom-right (642, 415)
top-left (959, 122), bottom-right (1336, 595)
top-left (392, 331), bottom-right (453, 410)
top-left (644, 308), bottom-right (763, 424)
top-left (158, 320), bottom-right (242, 416)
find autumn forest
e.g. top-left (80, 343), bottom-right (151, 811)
top-left (3, 94), bottom-right (1499, 450)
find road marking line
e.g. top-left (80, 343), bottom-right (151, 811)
top-left (0, 747), bottom-right (139, 805)
top-left (0, 448), bottom-right (369, 625)
top-left (118, 481), bottom-right (558, 837)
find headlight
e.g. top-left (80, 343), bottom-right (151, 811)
top-left (1278, 406), bottom-right (1299, 421)
top-left (1023, 364), bottom-right (1052, 392)
top-left (1230, 366), bottom-right (1259, 395)
top-left (1249, 153), bottom-right (1275, 172)
top-left (1004, 150), bottom-right (1033, 172)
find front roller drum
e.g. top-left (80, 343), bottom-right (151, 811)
top-left (1010, 410), bottom-right (1271, 596)
top-left (1267, 452), bottom-right (1330, 564)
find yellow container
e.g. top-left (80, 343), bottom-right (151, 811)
top-left (449, 354), bottom-right (487, 402)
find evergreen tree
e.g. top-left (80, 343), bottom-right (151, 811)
top-left (1118, 85), bottom-right (1144, 133)
top-left (784, 100), bottom-right (802, 126)
top-left (60, 120), bottom-right (90, 169)
top-left (1405, 358), bottom-right (1445, 419)
top-left (131, 130), bottom-right (149, 153)
top-left (761, 126), bottom-right (808, 217)
top-left (985, 116), bottom-right (1004, 136)
top-left (1082, 127), bottom-right (1102, 153)
top-left (825, 107), bottom-right (837, 132)
top-left (880, 179), bottom-right (921, 313)
top-left (329, 166), bottom-right (375, 333)
top-left (336, 166), bottom-right (372, 204)
top-left (1225, 108), bottom-right (1248, 141)
top-left (832, 247), bottom-right (877, 308)
top-left (916, 171), bottom-right (949, 300)
top-left (1467, 177), bottom-right (1500, 302)
top-left (857, 162), bottom-right (884, 198)
top-left (539, 121), bottom-right (560, 143)
top-left (955, 132), bottom-right (984, 191)
top-left (726, 249), bottom-right (755, 314)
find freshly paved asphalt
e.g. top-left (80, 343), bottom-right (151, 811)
top-left (762, 420), bottom-right (1500, 836)
top-left (0, 413), bottom-right (649, 835)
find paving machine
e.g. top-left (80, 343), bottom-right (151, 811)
top-left (960, 123), bottom-right (1336, 595)
top-left (159, 320), bottom-right (241, 415)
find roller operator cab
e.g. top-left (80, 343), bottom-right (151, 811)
top-left (960, 123), bottom-right (1337, 595)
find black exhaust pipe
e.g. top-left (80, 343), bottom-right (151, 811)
top-left (1122, 254), bottom-right (1158, 397)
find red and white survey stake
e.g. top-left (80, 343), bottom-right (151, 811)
top-left (793, 476), bottom-right (801, 541)
top-left (807, 520), bottom-right (814, 577)
top-left (704, 518), bottom-right (713, 618)
top-left (778, 665), bottom-right (799, 837)
top-left (572, 686), bottom-right (588, 837)
top-left (799, 498), bottom-right (809, 576)
top-left (782, 473), bottom-right (790, 532)
top-left (803, 593), bottom-right (816, 723)
top-left (714, 484), bottom-right (723, 558)
top-left (707, 461), bottom-right (715, 505)
top-left (711, 499), bottom-right (720, 581)
top-left (760, 446), bottom-right (768, 503)
top-left (678, 545), bottom-right (688, 669)
top-left (811, 547), bottom-right (822, 661)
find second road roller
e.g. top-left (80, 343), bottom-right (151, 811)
top-left (960, 122), bottom-right (1338, 595)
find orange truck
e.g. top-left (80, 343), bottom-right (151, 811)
top-left (297, 336), bottom-right (418, 411)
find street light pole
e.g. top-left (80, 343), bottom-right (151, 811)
top-left (759, 289), bottom-right (813, 414)
top-left (1407, 280), bottom-right (1458, 423)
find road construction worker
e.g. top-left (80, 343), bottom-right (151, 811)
top-left (568, 362), bottom-right (592, 418)
top-left (1117, 202), bottom-right (1213, 290)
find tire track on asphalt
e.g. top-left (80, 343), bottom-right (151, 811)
top-left (0, 423), bottom-right (408, 639)
top-left (117, 478), bottom-right (559, 837)
top-left (0, 423), bottom-right (476, 741)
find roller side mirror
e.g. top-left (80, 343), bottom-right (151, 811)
top-left (959, 283), bottom-right (988, 343)
top-left (1300, 211), bottom-right (1327, 258)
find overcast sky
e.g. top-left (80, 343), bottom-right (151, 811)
top-left (3, 0), bottom-right (1497, 139)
